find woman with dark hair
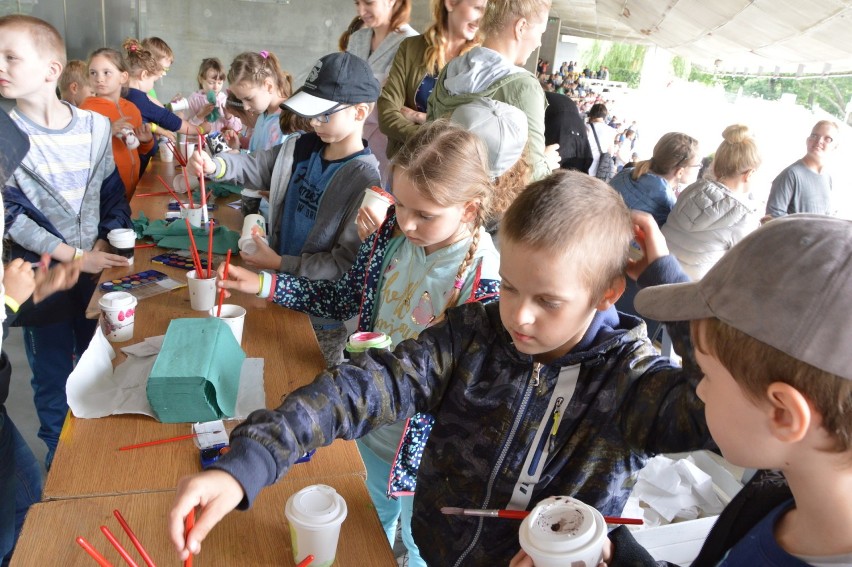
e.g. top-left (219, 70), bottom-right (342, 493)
top-left (586, 102), bottom-right (616, 178)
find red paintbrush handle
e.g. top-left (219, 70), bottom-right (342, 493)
top-left (100, 526), bottom-right (140, 567)
top-left (113, 510), bottom-right (157, 567)
top-left (216, 249), bottom-right (232, 317)
top-left (184, 508), bottom-right (195, 567)
top-left (119, 432), bottom-right (198, 451)
top-left (496, 510), bottom-right (530, 519)
top-left (603, 516), bottom-right (644, 525)
top-left (76, 536), bottom-right (113, 567)
top-left (296, 554), bottom-right (315, 567)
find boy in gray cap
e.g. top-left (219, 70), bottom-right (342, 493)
top-left (596, 214), bottom-right (852, 566)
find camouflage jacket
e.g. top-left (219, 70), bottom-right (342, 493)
top-left (214, 257), bottom-right (712, 566)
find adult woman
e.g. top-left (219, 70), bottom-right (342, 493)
top-left (586, 102), bottom-right (617, 177)
top-left (347, 0), bottom-right (418, 176)
top-left (609, 131), bottom-right (700, 227)
top-left (662, 124), bottom-right (761, 279)
top-left (378, 0), bottom-right (486, 160)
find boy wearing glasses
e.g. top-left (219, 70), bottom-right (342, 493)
top-left (191, 52), bottom-right (381, 366)
top-left (765, 120), bottom-right (839, 219)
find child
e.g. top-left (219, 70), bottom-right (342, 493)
top-left (224, 92), bottom-right (256, 150)
top-left (217, 114), bottom-right (524, 566)
top-left (58, 59), bottom-right (93, 106)
top-left (427, 0), bottom-right (560, 181)
top-left (0, 14), bottom-right (132, 469)
top-left (81, 47), bottom-right (155, 199)
top-left (227, 50), bottom-right (293, 152)
top-left (576, 215), bottom-right (852, 566)
top-left (140, 36), bottom-right (173, 102)
top-left (169, 171), bottom-right (712, 565)
top-left (185, 58), bottom-right (242, 138)
top-left (190, 51), bottom-right (381, 366)
top-left (120, 38), bottom-right (210, 176)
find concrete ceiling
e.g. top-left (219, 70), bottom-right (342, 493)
top-left (552, 0), bottom-right (852, 73)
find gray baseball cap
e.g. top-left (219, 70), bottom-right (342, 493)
top-left (636, 214), bottom-right (852, 380)
top-left (450, 98), bottom-right (528, 179)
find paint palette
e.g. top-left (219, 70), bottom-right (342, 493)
top-left (99, 270), bottom-right (184, 299)
top-left (152, 252), bottom-right (208, 271)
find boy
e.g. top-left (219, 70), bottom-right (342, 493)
top-left (57, 59), bottom-right (93, 107)
top-left (169, 171), bottom-right (711, 565)
top-left (596, 214), bottom-right (852, 566)
top-left (190, 51), bottom-right (381, 367)
top-left (426, 0), bottom-right (560, 181)
top-left (0, 14), bottom-right (131, 468)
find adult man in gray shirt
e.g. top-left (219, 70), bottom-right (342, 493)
top-left (765, 120), bottom-right (839, 218)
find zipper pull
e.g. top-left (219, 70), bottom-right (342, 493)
top-left (530, 362), bottom-right (542, 388)
top-left (548, 397), bottom-right (564, 453)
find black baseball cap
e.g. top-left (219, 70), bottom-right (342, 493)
top-left (282, 52), bottom-right (381, 118)
top-left (0, 108), bottom-right (29, 185)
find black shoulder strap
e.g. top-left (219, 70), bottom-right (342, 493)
top-left (589, 123), bottom-right (604, 153)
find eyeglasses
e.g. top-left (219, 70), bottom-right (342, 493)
top-left (312, 105), bottom-right (352, 123)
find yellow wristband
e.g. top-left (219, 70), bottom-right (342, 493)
top-left (196, 125), bottom-right (205, 136)
top-left (4, 295), bottom-right (20, 313)
top-left (150, 123), bottom-right (158, 133)
top-left (74, 247), bottom-right (84, 261)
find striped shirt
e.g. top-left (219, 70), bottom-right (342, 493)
top-left (10, 103), bottom-right (93, 213)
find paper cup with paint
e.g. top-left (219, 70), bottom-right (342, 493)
top-left (208, 304), bottom-right (247, 344)
top-left (107, 228), bottom-right (136, 265)
top-left (357, 186), bottom-right (393, 226)
top-left (518, 496), bottom-right (607, 567)
top-left (285, 484), bottom-right (348, 567)
top-left (238, 214), bottom-right (268, 255)
top-left (345, 331), bottom-right (392, 354)
top-left (99, 291), bottom-right (137, 342)
top-left (187, 269), bottom-right (217, 311)
top-left (181, 203), bottom-right (204, 228)
top-left (173, 172), bottom-right (200, 195)
top-left (158, 136), bottom-right (174, 162)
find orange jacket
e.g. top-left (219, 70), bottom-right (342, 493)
top-left (80, 97), bottom-right (154, 199)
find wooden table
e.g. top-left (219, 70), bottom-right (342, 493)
top-left (13, 475), bottom-right (394, 566)
top-left (15, 159), bottom-right (392, 565)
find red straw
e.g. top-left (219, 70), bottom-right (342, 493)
top-left (164, 138), bottom-right (186, 166)
top-left (197, 138), bottom-right (208, 221)
top-left (76, 536), bottom-right (114, 567)
top-left (296, 555), bottom-right (315, 567)
top-left (216, 249), bottom-right (232, 317)
top-left (184, 508), bottom-right (195, 567)
top-left (181, 167), bottom-right (195, 208)
top-left (118, 431), bottom-right (220, 451)
top-left (100, 526), bottom-right (140, 567)
top-left (113, 510), bottom-right (156, 567)
top-left (155, 175), bottom-right (184, 208)
top-left (206, 220), bottom-right (214, 278)
top-left (184, 218), bottom-right (205, 276)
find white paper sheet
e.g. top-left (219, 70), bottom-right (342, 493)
top-left (67, 327), bottom-right (265, 421)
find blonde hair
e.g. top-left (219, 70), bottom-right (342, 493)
top-left (712, 124), bottom-right (761, 179)
top-left (197, 57), bottom-right (226, 90)
top-left (491, 151), bottom-right (531, 223)
top-left (695, 318), bottom-right (852, 453)
top-left (338, 15), bottom-right (364, 51)
top-left (278, 108), bottom-right (313, 135)
top-left (632, 132), bottom-right (699, 180)
top-left (422, 0), bottom-right (481, 76)
top-left (0, 14), bottom-right (66, 67)
top-left (388, 0), bottom-right (413, 32)
top-left (501, 170), bottom-right (632, 303)
top-left (481, 0), bottom-right (551, 38)
top-left (59, 59), bottom-right (88, 98)
top-left (812, 119), bottom-right (840, 133)
top-left (228, 51), bottom-right (293, 100)
top-left (392, 120), bottom-right (494, 318)
top-left (140, 37), bottom-right (173, 63)
top-left (122, 38), bottom-right (163, 78)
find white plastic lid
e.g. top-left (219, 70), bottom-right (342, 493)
top-left (99, 291), bottom-right (137, 310)
top-left (285, 484), bottom-right (347, 527)
top-left (522, 496), bottom-right (600, 553)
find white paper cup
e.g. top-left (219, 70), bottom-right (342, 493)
top-left (208, 304), bottom-right (246, 344)
top-left (172, 172), bottom-right (199, 195)
top-left (158, 137), bottom-right (174, 162)
top-left (285, 484), bottom-right (348, 567)
top-left (357, 187), bottom-right (393, 225)
top-left (186, 269), bottom-right (217, 311)
top-left (169, 97), bottom-right (190, 112)
top-left (238, 214), bottom-right (268, 255)
top-left (519, 496), bottom-right (607, 567)
top-left (107, 228), bottom-right (136, 265)
top-left (181, 203), bottom-right (204, 228)
top-left (98, 291), bottom-right (137, 342)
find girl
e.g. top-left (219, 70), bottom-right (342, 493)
top-left (218, 119), bottom-right (514, 567)
top-left (186, 58), bottom-right (242, 137)
top-left (140, 36), bottom-right (174, 103)
top-left (81, 47), bottom-right (154, 199)
top-left (227, 51), bottom-right (293, 153)
top-left (379, 0), bottom-right (486, 160)
top-left (121, 38), bottom-right (212, 175)
top-left (347, 0), bottom-right (418, 177)
top-left (224, 92), bottom-right (256, 150)
top-left (662, 124), bottom-right (761, 279)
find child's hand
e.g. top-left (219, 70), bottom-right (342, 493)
top-left (509, 549), bottom-right (534, 567)
top-left (545, 143), bottom-right (561, 171)
top-left (399, 106), bottom-right (426, 125)
top-left (625, 210), bottom-right (670, 281)
top-left (195, 103), bottom-right (216, 122)
top-left (217, 263), bottom-right (262, 297)
top-left (189, 150), bottom-right (215, 178)
top-left (239, 236), bottom-right (282, 270)
top-left (110, 117), bottom-right (132, 137)
top-left (169, 470), bottom-right (245, 561)
top-left (81, 250), bottom-right (132, 273)
top-left (136, 122), bottom-right (153, 144)
top-left (356, 206), bottom-right (384, 241)
top-left (3, 259), bottom-right (36, 306)
top-left (222, 129), bottom-right (240, 149)
top-left (158, 129), bottom-right (177, 143)
top-left (32, 255), bottom-right (81, 303)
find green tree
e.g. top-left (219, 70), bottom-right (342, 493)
top-left (580, 40), bottom-right (647, 88)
